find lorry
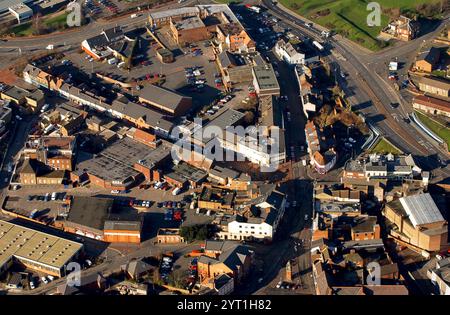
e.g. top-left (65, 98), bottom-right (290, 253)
top-left (312, 41), bottom-right (324, 52)
top-left (249, 6), bottom-right (261, 14)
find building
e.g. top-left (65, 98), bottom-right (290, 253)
top-left (81, 27), bottom-right (137, 68)
top-left (169, 16), bottom-right (210, 46)
top-left (382, 15), bottom-right (419, 41)
top-left (418, 76), bottom-right (450, 98)
top-left (103, 220), bottom-right (142, 244)
top-left (0, 0), bottom-right (33, 14)
top-left (149, 6), bottom-right (200, 27)
top-left (0, 100), bottom-right (12, 143)
top-left (18, 159), bottom-right (66, 185)
top-left (342, 154), bottom-right (421, 183)
top-left (0, 220), bottom-right (83, 277)
top-left (305, 120), bottom-right (336, 174)
top-left (252, 64), bottom-right (280, 97)
top-left (428, 257), bottom-right (450, 295)
top-left (197, 240), bottom-right (252, 290)
top-left (164, 162), bottom-right (208, 189)
top-left (157, 228), bottom-right (185, 244)
top-left (216, 23), bottom-right (255, 53)
top-left (274, 39), bottom-right (305, 65)
top-left (138, 84), bottom-right (192, 116)
top-left (217, 51), bottom-right (254, 87)
top-left (384, 193), bottom-right (448, 252)
top-left (412, 95), bottom-right (450, 117)
top-left (198, 186), bottom-right (236, 211)
top-left (72, 137), bottom-right (171, 190)
top-left (156, 48), bottom-right (174, 63)
top-left (415, 47), bottom-right (441, 73)
top-left (224, 184), bottom-right (286, 242)
top-left (8, 3), bottom-right (32, 23)
top-left (23, 136), bottom-right (76, 171)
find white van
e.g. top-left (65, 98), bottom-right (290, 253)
top-left (107, 58), bottom-right (117, 65)
top-left (51, 192), bottom-right (57, 201)
top-left (172, 187), bottom-right (181, 196)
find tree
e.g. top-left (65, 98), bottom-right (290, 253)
top-left (179, 224), bottom-right (210, 242)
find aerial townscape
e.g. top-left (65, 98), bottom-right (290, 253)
top-left (0, 0), bottom-right (449, 300)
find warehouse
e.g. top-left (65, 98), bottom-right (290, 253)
top-left (103, 220), bottom-right (142, 244)
top-left (0, 220), bottom-right (83, 277)
top-left (64, 196), bottom-right (114, 240)
top-left (138, 84), bottom-right (192, 117)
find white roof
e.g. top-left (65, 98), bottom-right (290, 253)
top-left (400, 193), bottom-right (444, 227)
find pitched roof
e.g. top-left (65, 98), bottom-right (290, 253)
top-left (399, 193), bottom-right (445, 227)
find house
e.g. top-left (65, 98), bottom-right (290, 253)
top-left (412, 95), bottom-right (450, 118)
top-left (428, 257), bottom-right (450, 295)
top-left (122, 259), bottom-right (153, 281)
top-left (418, 76), bottom-right (450, 98)
top-left (383, 15), bottom-right (419, 41)
top-left (305, 120), bottom-right (336, 174)
top-left (223, 185), bottom-right (286, 242)
top-left (197, 240), bottom-right (252, 291)
top-left (384, 193), bottom-right (448, 252)
top-left (157, 228), bottom-right (185, 244)
top-left (216, 23), bottom-right (255, 53)
top-left (274, 39), bottom-right (305, 65)
top-left (415, 47), bottom-right (441, 73)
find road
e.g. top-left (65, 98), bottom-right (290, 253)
top-left (262, 0), bottom-right (450, 179)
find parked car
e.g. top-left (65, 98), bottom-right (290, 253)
top-left (41, 277), bottom-right (49, 284)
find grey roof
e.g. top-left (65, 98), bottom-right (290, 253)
top-left (201, 240), bottom-right (251, 270)
top-left (67, 197), bottom-right (113, 230)
top-left (252, 64), bottom-right (280, 91)
top-left (104, 220), bottom-right (141, 231)
top-left (0, 0), bottom-right (33, 13)
top-left (175, 16), bottom-right (205, 30)
top-left (399, 193), bottom-right (445, 227)
top-left (342, 239), bottom-right (385, 251)
top-left (417, 47), bottom-right (440, 65)
top-left (149, 6), bottom-right (199, 21)
top-left (138, 84), bottom-right (190, 112)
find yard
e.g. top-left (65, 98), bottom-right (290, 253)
top-left (370, 137), bottom-right (402, 154)
top-left (415, 111), bottom-right (450, 149)
top-left (279, 0), bottom-right (442, 51)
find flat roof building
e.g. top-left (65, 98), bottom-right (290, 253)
top-left (0, 220), bottom-right (83, 277)
top-left (138, 84), bottom-right (192, 116)
top-left (252, 64), bottom-right (280, 96)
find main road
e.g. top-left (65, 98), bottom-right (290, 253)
top-left (261, 0), bottom-right (449, 179)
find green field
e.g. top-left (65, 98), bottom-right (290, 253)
top-left (7, 11), bottom-right (69, 36)
top-left (416, 111), bottom-right (450, 149)
top-left (370, 137), bottom-right (402, 154)
top-left (43, 12), bottom-right (69, 28)
top-left (279, 0), bottom-right (441, 51)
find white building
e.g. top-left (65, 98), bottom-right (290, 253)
top-left (8, 3), bottom-right (32, 23)
top-left (274, 39), bottom-right (304, 65)
top-left (220, 185), bottom-right (286, 242)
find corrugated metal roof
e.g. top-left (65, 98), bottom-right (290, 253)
top-left (400, 193), bottom-right (444, 227)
